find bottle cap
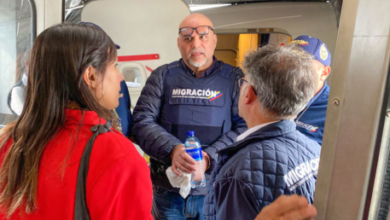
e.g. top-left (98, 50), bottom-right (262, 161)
top-left (187, 131), bottom-right (195, 137)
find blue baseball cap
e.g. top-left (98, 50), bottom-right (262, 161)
top-left (291, 35), bottom-right (331, 66)
top-left (79, 22), bottom-right (120, 49)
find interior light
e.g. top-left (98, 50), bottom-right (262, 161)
top-left (189, 4), bottom-right (231, 12)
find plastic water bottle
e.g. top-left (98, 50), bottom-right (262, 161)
top-left (184, 131), bottom-right (206, 188)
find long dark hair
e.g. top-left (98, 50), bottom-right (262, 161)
top-left (0, 23), bottom-right (117, 216)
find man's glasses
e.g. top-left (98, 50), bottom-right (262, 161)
top-left (239, 78), bottom-right (257, 96)
top-left (178, 26), bottom-right (214, 37)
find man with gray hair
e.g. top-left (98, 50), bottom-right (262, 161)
top-left (203, 45), bottom-right (321, 220)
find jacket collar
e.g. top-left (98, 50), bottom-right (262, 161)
top-left (307, 81), bottom-right (330, 107)
top-left (64, 109), bottom-right (106, 126)
top-left (218, 119), bottom-right (296, 156)
top-left (179, 57), bottom-right (219, 78)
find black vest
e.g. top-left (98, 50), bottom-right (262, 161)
top-left (159, 61), bottom-right (235, 145)
top-left (151, 60), bottom-right (239, 195)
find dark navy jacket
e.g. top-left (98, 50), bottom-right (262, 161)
top-left (132, 59), bottom-right (247, 195)
top-left (296, 82), bottom-right (330, 145)
top-left (114, 81), bottom-right (132, 137)
top-left (203, 120), bottom-right (321, 220)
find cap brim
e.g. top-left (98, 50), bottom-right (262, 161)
top-left (115, 44), bottom-right (120, 49)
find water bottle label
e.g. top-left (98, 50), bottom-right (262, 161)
top-left (186, 148), bottom-right (203, 161)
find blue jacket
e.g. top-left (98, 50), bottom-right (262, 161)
top-left (132, 59), bottom-right (247, 195)
top-left (296, 82), bottom-right (330, 145)
top-left (203, 120), bottom-right (321, 220)
top-left (114, 81), bottom-right (132, 137)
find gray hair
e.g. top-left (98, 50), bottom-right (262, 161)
top-left (243, 44), bottom-right (317, 119)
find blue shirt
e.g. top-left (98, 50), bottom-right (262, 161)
top-left (114, 81), bottom-right (132, 137)
top-left (295, 82), bottom-right (330, 145)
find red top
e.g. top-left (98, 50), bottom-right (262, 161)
top-left (0, 110), bottom-right (153, 220)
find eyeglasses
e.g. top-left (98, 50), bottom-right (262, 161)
top-left (238, 78), bottom-right (248, 87)
top-left (178, 26), bottom-right (214, 37)
top-left (239, 78), bottom-right (257, 96)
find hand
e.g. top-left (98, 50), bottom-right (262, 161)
top-left (254, 195), bottom-right (317, 220)
top-left (202, 151), bottom-right (210, 172)
top-left (170, 144), bottom-right (196, 176)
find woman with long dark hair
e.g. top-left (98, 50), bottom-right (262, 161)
top-left (0, 23), bottom-right (153, 219)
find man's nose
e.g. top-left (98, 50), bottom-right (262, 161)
top-left (191, 35), bottom-right (202, 48)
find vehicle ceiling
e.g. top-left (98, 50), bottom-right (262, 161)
top-left (65, 0), bottom-right (342, 25)
top-left (6, 0), bottom-right (341, 60)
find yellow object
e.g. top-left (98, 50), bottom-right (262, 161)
top-left (143, 154), bottom-right (150, 164)
top-left (320, 43), bottom-right (329, 61)
top-left (236, 34), bottom-right (258, 68)
top-left (289, 39), bottom-right (308, 46)
top-left (112, 109), bottom-right (119, 119)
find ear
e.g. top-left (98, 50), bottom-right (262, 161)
top-left (177, 37), bottom-right (180, 50)
top-left (320, 66), bottom-right (331, 81)
top-left (244, 85), bottom-right (257, 105)
top-left (82, 66), bottom-right (97, 88)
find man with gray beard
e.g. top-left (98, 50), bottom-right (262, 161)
top-left (133, 13), bottom-right (247, 219)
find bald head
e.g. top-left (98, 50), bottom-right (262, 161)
top-left (177, 13), bottom-right (217, 75)
top-left (179, 13), bottom-right (214, 29)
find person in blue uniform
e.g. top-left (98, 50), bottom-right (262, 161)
top-left (113, 81), bottom-right (133, 137)
top-left (203, 44), bottom-right (321, 220)
top-left (132, 13), bottom-right (247, 220)
top-left (290, 35), bottom-right (332, 145)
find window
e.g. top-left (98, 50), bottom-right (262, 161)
top-left (0, 0), bottom-right (35, 126)
top-left (122, 67), bottom-right (143, 88)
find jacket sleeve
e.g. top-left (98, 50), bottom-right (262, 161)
top-left (132, 68), bottom-right (182, 163)
top-left (126, 82), bottom-right (133, 137)
top-left (214, 178), bottom-right (258, 220)
top-left (203, 68), bottom-right (247, 174)
top-left (87, 154), bottom-right (153, 220)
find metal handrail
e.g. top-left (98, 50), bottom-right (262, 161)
top-left (27, 0), bottom-right (36, 41)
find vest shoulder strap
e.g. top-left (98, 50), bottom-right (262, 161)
top-left (219, 62), bottom-right (234, 79)
top-left (167, 61), bottom-right (181, 76)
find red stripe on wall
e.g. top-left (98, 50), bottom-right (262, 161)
top-left (118, 54), bottom-right (160, 62)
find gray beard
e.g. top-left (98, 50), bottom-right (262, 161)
top-left (188, 57), bottom-right (208, 68)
